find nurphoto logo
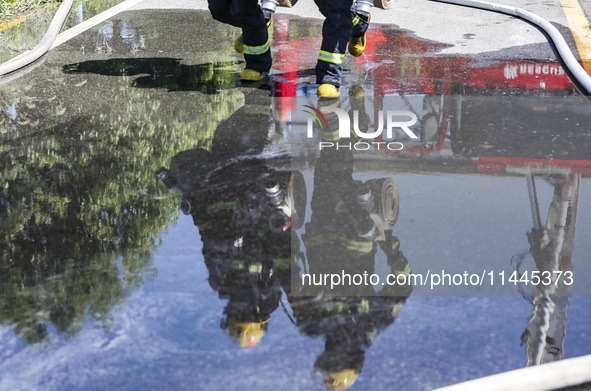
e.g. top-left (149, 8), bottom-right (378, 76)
top-left (304, 106), bottom-right (419, 151)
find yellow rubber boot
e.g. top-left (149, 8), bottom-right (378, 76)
top-left (234, 35), bottom-right (244, 54)
top-left (348, 32), bottom-right (366, 57)
top-left (235, 18), bottom-right (272, 54)
top-left (317, 84), bottom-right (340, 98)
top-left (348, 13), bottom-right (369, 57)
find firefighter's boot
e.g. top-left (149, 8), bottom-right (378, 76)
top-left (234, 34), bottom-right (244, 54)
top-left (348, 13), bottom-right (370, 57)
top-left (235, 17), bottom-right (273, 54)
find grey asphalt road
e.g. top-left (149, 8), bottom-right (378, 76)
top-left (50, 0), bottom-right (591, 62)
top-left (122, 0), bottom-right (591, 60)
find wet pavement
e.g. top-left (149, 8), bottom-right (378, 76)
top-left (1, 4), bottom-right (591, 391)
top-left (0, 0), bottom-right (127, 64)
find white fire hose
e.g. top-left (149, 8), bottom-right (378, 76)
top-left (0, 0), bottom-right (73, 78)
top-left (431, 0), bottom-right (591, 94)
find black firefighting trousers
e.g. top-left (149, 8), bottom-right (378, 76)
top-left (208, 0), bottom-right (272, 73)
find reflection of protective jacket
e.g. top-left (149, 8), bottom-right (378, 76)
top-left (201, 197), bottom-right (288, 347)
top-left (289, 96), bottom-right (411, 390)
top-left (315, 0), bottom-right (369, 86)
top-left (208, 0), bottom-right (272, 73)
top-left (299, 97), bottom-right (412, 297)
top-left (158, 87), bottom-right (299, 347)
top-left (185, 147), bottom-right (291, 346)
top-left (300, 145), bottom-right (412, 296)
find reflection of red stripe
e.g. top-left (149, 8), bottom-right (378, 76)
top-left (475, 156), bottom-right (591, 174)
top-left (465, 62), bottom-right (574, 90)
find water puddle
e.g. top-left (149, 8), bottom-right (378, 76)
top-left (1, 10), bottom-right (590, 391)
top-left (0, 0), bottom-right (126, 63)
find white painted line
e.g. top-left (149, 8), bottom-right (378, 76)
top-left (560, 0), bottom-right (591, 73)
top-left (51, 0), bottom-right (146, 48)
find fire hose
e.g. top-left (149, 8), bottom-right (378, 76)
top-left (0, 0), bottom-right (73, 78)
top-left (430, 0), bottom-right (591, 94)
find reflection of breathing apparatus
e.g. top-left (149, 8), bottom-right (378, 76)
top-left (264, 172), bottom-right (306, 232)
top-left (265, 181), bottom-right (292, 232)
top-left (161, 167), bottom-right (306, 235)
top-left (355, 182), bottom-right (379, 240)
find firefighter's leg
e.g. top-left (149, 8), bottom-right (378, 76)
top-left (208, 0), bottom-right (248, 59)
top-left (231, 0), bottom-right (272, 80)
top-left (208, 0), bottom-right (240, 27)
top-left (314, 0), bottom-right (354, 97)
top-left (234, 18), bottom-right (273, 56)
top-left (348, 11), bottom-right (370, 57)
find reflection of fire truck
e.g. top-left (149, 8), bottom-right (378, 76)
top-left (271, 15), bottom-right (591, 173)
top-left (270, 17), bottom-right (588, 370)
top-left (363, 25), bottom-right (586, 161)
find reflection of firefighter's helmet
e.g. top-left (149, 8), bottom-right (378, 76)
top-left (224, 318), bottom-right (270, 348)
top-left (320, 369), bottom-right (359, 391)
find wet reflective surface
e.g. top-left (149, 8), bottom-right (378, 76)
top-left (0, 0), bottom-right (126, 64)
top-left (1, 10), bottom-right (591, 391)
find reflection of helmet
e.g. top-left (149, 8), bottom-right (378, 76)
top-left (320, 369), bottom-right (359, 391)
top-left (313, 348), bottom-right (364, 391)
top-left (224, 318), bottom-right (269, 348)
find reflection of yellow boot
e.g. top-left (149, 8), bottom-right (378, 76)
top-left (317, 84), bottom-right (340, 98)
top-left (241, 69), bottom-right (268, 81)
top-left (348, 84), bottom-right (365, 98)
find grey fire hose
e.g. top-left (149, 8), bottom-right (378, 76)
top-left (431, 0), bottom-right (591, 95)
top-left (0, 0), bottom-right (73, 79)
top-left (0, 0), bottom-right (590, 94)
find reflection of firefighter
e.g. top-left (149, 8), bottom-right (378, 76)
top-left (289, 87), bottom-right (412, 390)
top-left (157, 87), bottom-right (306, 347)
top-left (515, 173), bottom-right (579, 366)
